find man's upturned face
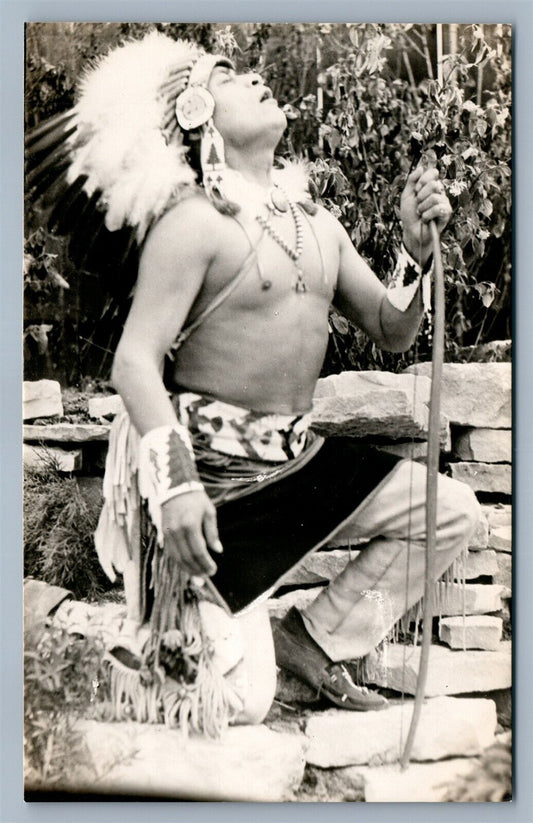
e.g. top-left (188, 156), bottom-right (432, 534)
top-left (207, 65), bottom-right (287, 149)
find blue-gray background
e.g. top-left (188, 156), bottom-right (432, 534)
top-left (2, 2), bottom-right (531, 821)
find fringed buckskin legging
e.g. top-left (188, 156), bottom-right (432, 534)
top-left (301, 459), bottom-right (481, 661)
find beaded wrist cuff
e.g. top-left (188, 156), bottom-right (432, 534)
top-left (139, 424), bottom-right (204, 543)
top-left (387, 244), bottom-right (433, 313)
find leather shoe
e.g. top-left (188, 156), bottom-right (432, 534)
top-left (274, 607), bottom-right (387, 711)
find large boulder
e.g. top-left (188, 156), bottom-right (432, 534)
top-left (365, 641), bottom-right (512, 695)
top-left (54, 721), bottom-right (307, 801)
top-left (312, 371), bottom-right (449, 444)
top-left (304, 696), bottom-right (496, 767)
top-left (404, 363), bottom-right (511, 428)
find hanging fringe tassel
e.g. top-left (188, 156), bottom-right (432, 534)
top-left (104, 544), bottom-right (243, 737)
top-left (347, 546), bottom-right (469, 687)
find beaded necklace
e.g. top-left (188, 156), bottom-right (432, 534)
top-left (255, 199), bottom-right (307, 293)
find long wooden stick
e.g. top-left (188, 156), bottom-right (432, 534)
top-left (400, 219), bottom-right (445, 768)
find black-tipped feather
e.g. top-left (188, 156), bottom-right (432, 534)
top-left (47, 175), bottom-right (89, 231)
top-left (26, 146), bottom-right (72, 188)
top-left (26, 112), bottom-right (143, 372)
top-left (26, 123), bottom-right (77, 163)
top-left (24, 110), bottom-right (76, 148)
top-left (66, 189), bottom-right (104, 262)
top-left (26, 156), bottom-right (72, 200)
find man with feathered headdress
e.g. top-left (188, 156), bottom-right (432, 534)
top-left (27, 31), bottom-right (480, 733)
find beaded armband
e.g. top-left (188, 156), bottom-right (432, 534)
top-left (387, 245), bottom-right (433, 313)
top-left (138, 424), bottom-right (204, 544)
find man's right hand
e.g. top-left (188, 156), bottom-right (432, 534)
top-left (161, 490), bottom-right (223, 577)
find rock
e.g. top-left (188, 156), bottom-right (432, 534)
top-left (490, 524), bottom-right (512, 553)
top-left (304, 697), bottom-right (496, 767)
top-left (365, 641), bottom-right (512, 695)
top-left (439, 616), bottom-right (503, 650)
top-left (267, 588), bottom-right (324, 620)
top-left (361, 758), bottom-right (480, 802)
top-left (436, 582), bottom-right (507, 615)
top-left (23, 423), bottom-right (111, 442)
top-left (458, 550), bottom-right (499, 580)
top-left (281, 550), bottom-right (352, 586)
top-left (483, 503), bottom-right (512, 530)
top-left (23, 379), bottom-right (63, 420)
top-left (65, 721), bottom-right (306, 801)
top-left (448, 462), bottom-right (512, 495)
top-left (312, 371), bottom-right (449, 444)
top-left (469, 510), bottom-right (490, 549)
top-left (494, 553), bottom-right (512, 589)
top-left (23, 444), bottom-right (82, 472)
top-left (452, 428), bottom-right (512, 463)
top-left (404, 363), bottom-right (511, 428)
top-left (88, 394), bottom-right (124, 419)
top-left (481, 504), bottom-right (512, 552)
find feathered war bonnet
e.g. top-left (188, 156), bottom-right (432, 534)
top-left (26, 32), bottom-right (239, 248)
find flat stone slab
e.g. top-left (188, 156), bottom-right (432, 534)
top-left (58, 721), bottom-right (306, 801)
top-left (361, 758), bottom-right (480, 802)
top-left (23, 379), bottom-right (63, 420)
top-left (449, 462), bottom-right (512, 495)
top-left (23, 444), bottom-right (82, 472)
top-left (365, 641), bottom-right (512, 696)
top-left (404, 363), bottom-right (511, 428)
top-left (436, 582), bottom-right (508, 615)
top-left (304, 696), bottom-right (496, 767)
top-left (88, 394), bottom-right (124, 419)
top-left (483, 503), bottom-right (512, 529)
top-left (312, 371), bottom-right (449, 444)
top-left (439, 616), bottom-right (503, 650)
top-left (481, 504), bottom-right (512, 552)
top-left (494, 553), bottom-right (512, 588)
top-left (23, 422), bottom-right (111, 443)
top-left (458, 550), bottom-right (499, 580)
top-left (453, 428), bottom-right (512, 463)
top-left (490, 524), bottom-right (512, 553)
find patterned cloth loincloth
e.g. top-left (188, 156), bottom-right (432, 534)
top-left (173, 391), bottom-right (313, 462)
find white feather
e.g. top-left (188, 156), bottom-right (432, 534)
top-left (66, 33), bottom-right (203, 240)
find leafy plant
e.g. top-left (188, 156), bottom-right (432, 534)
top-left (24, 626), bottom-right (110, 787)
top-left (282, 23), bottom-right (511, 370)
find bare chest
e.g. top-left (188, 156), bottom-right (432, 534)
top-left (193, 208), bottom-right (339, 319)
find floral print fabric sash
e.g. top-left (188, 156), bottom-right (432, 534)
top-left (173, 392), bottom-right (313, 463)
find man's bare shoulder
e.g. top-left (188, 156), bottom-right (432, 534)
top-left (313, 202), bottom-right (350, 244)
top-left (144, 192), bottom-right (225, 257)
